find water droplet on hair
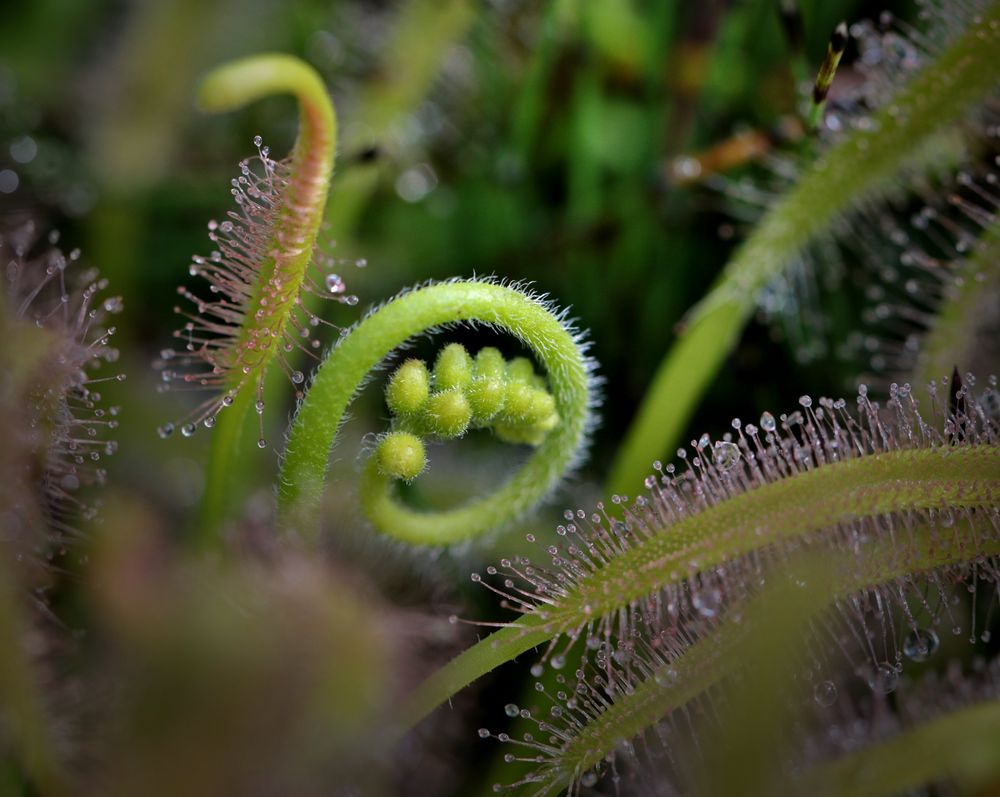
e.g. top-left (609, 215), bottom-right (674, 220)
top-left (692, 588), bottom-right (722, 618)
top-left (760, 411), bottom-right (776, 432)
top-left (813, 680), bottom-right (837, 707)
top-left (868, 663), bottom-right (898, 694)
top-left (181, 423), bottom-right (196, 437)
top-left (713, 441), bottom-right (741, 471)
top-left (157, 423), bottom-right (175, 438)
top-left (478, 728), bottom-right (490, 739)
top-left (504, 703), bottom-right (519, 718)
top-left (253, 135), bottom-right (263, 147)
top-left (325, 273), bottom-right (344, 293)
top-left (257, 438), bottom-right (267, 449)
top-left (291, 370), bottom-right (304, 384)
top-left (903, 628), bottom-right (939, 661)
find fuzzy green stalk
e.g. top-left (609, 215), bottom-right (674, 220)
top-left (399, 445), bottom-right (1000, 733)
top-left (194, 55), bottom-right (337, 541)
top-left (608, 4), bottom-right (1000, 498)
top-left (278, 281), bottom-right (593, 544)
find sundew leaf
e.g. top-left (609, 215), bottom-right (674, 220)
top-left (400, 379), bottom-right (1000, 735)
top-left (497, 520), bottom-right (1000, 795)
top-left (154, 55), bottom-right (343, 539)
top-left (607, 2), bottom-right (1000, 497)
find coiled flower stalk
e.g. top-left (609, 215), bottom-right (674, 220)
top-left (279, 279), bottom-right (600, 545)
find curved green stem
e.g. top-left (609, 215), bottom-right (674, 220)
top-left (278, 280), bottom-right (595, 543)
top-left (399, 444), bottom-right (1000, 732)
top-left (194, 54), bottom-right (337, 541)
top-left (607, 4), bottom-right (1000, 497)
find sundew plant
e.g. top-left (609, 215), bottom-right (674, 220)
top-left (0, 0), bottom-right (998, 795)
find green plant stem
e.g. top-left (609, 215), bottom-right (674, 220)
top-left (607, 3), bottom-right (1000, 497)
top-left (194, 54), bottom-right (337, 541)
top-left (399, 444), bottom-right (1000, 733)
top-left (278, 281), bottom-right (594, 543)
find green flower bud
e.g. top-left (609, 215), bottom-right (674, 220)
top-left (466, 376), bottom-right (505, 424)
top-left (386, 359), bottom-right (431, 416)
top-left (474, 347), bottom-right (506, 380)
top-left (423, 389), bottom-right (472, 438)
top-left (434, 343), bottom-right (473, 390)
top-left (506, 356), bottom-right (536, 384)
top-left (522, 388), bottom-right (556, 425)
top-left (494, 420), bottom-right (547, 447)
top-left (375, 431), bottom-right (426, 481)
top-left (502, 382), bottom-right (535, 421)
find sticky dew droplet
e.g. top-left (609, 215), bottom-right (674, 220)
top-left (868, 663), bottom-right (898, 695)
top-left (813, 680), bottom-right (838, 707)
top-left (712, 440), bottom-right (741, 471)
top-left (902, 628), bottom-right (939, 662)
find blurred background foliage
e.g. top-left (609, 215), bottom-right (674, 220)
top-left (0, 0), bottom-right (942, 794)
